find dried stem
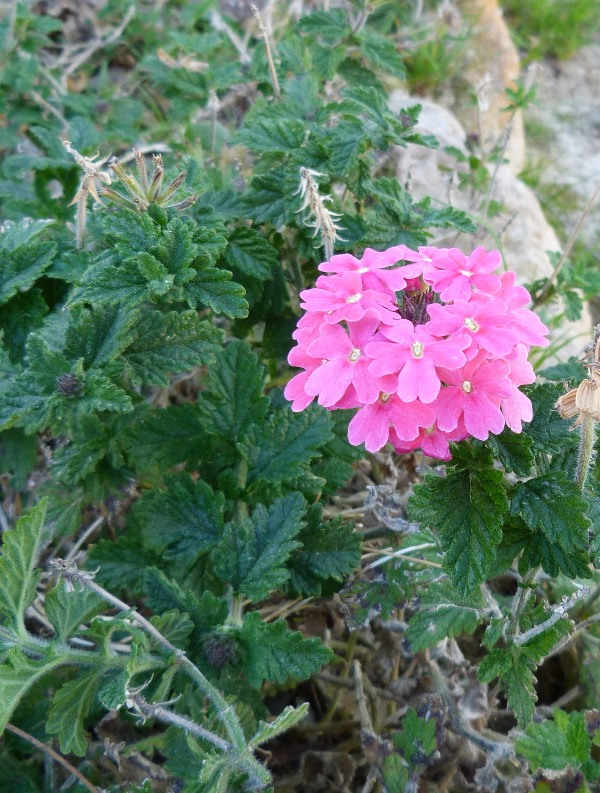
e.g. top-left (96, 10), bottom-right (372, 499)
top-left (54, 563), bottom-right (247, 752)
top-left (534, 181), bottom-right (600, 306)
top-left (5, 723), bottom-right (100, 793)
top-left (513, 587), bottom-right (588, 647)
top-left (131, 695), bottom-right (231, 752)
top-left (294, 167), bottom-right (344, 261)
top-left (575, 413), bottom-right (596, 492)
top-left (252, 4), bottom-right (281, 101)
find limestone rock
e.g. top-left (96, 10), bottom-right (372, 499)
top-left (389, 93), bottom-right (593, 358)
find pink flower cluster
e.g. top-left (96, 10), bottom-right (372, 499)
top-left (284, 245), bottom-right (549, 460)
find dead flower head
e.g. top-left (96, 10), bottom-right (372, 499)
top-left (556, 327), bottom-right (600, 425)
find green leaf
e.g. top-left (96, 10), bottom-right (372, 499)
top-left (239, 612), bottom-right (332, 687)
top-left (249, 703), bottom-right (310, 748)
top-left (0, 429), bottom-right (38, 490)
top-left (0, 648), bottom-right (62, 733)
top-left (184, 267), bottom-right (248, 318)
top-left (490, 429), bottom-right (534, 477)
top-left (64, 303), bottom-right (137, 368)
top-left (516, 710), bottom-right (591, 772)
top-left (120, 404), bottom-right (205, 471)
top-left (478, 645), bottom-right (537, 727)
top-left (406, 579), bottom-right (485, 651)
top-left (224, 227), bottom-right (278, 281)
top-left (236, 119), bottom-right (305, 154)
top-left (526, 383), bottom-right (578, 454)
top-left (121, 310), bottom-right (222, 386)
top-left (135, 473), bottom-right (224, 562)
top-left (511, 472), bottom-right (590, 553)
top-left (382, 755), bottom-right (409, 791)
top-left (149, 610), bottom-right (194, 650)
top-left (392, 708), bottom-right (437, 765)
top-left (243, 173), bottom-right (288, 226)
top-left (286, 504), bottom-right (361, 596)
top-left (46, 671), bottom-right (104, 756)
top-left (45, 581), bottom-right (104, 642)
top-left (0, 236), bottom-right (56, 304)
top-left (408, 445), bottom-right (508, 594)
top-left (242, 404), bottom-right (333, 486)
top-left (358, 30), bottom-right (406, 79)
top-left (89, 534), bottom-right (163, 594)
top-left (200, 340), bottom-right (269, 446)
top-left (0, 500), bottom-right (48, 634)
top-left (212, 493), bottom-right (305, 601)
top-left (297, 9), bottom-right (350, 42)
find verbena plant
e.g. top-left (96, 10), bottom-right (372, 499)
top-left (0, 2), bottom-right (599, 791)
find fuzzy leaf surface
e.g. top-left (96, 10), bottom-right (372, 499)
top-left (46, 671), bottom-right (104, 756)
top-left (239, 612), bottom-right (332, 688)
top-left (408, 445), bottom-right (508, 594)
top-left (212, 493), bottom-right (305, 601)
top-left (406, 579), bottom-right (485, 651)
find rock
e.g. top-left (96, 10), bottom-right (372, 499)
top-left (389, 92), bottom-right (593, 358)
top-left (453, 0), bottom-right (526, 174)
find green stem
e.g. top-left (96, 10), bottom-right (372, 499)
top-left (575, 414), bottom-right (596, 492)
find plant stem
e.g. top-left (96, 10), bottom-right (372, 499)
top-left (508, 568), bottom-right (539, 639)
top-left (575, 414), bottom-right (596, 492)
top-left (6, 723), bottom-right (101, 793)
top-left (132, 696), bottom-right (231, 752)
top-left (251, 5), bottom-right (281, 100)
top-left (58, 568), bottom-right (247, 752)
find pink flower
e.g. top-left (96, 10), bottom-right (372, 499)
top-left (318, 246), bottom-right (422, 293)
top-left (366, 319), bottom-right (470, 403)
top-left (304, 313), bottom-right (381, 406)
top-left (421, 245), bottom-right (502, 301)
top-left (491, 271), bottom-right (550, 348)
top-left (300, 271), bottom-right (398, 324)
top-left (426, 299), bottom-right (518, 358)
top-left (501, 344), bottom-right (536, 432)
top-left (435, 353), bottom-right (513, 440)
top-left (284, 343), bottom-right (320, 412)
top-left (390, 421), bottom-right (469, 461)
top-left (347, 393), bottom-right (436, 452)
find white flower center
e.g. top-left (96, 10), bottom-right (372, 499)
top-left (464, 317), bottom-right (479, 332)
top-left (462, 380), bottom-right (473, 394)
top-left (379, 392), bottom-right (391, 403)
top-left (357, 267), bottom-right (369, 273)
top-left (346, 293), bottom-right (362, 304)
top-left (349, 347), bottom-right (361, 362)
top-left (459, 269), bottom-right (472, 277)
top-left (411, 341), bottom-right (424, 359)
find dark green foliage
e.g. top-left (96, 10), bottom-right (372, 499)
top-left (406, 580), bottom-right (485, 651)
top-left (408, 444), bottom-right (509, 594)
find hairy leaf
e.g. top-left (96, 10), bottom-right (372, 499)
top-left (212, 493), bottom-right (305, 601)
top-left (239, 612), bottom-right (332, 687)
top-left (46, 671), bottom-right (104, 755)
top-left (406, 580), bottom-right (485, 651)
top-left (478, 645), bottom-right (537, 727)
top-left (408, 445), bottom-right (508, 594)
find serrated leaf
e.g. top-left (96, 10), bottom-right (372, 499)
top-left (224, 227), bottom-right (277, 281)
top-left (297, 9), bottom-right (350, 42)
top-left (120, 404), bottom-right (205, 471)
top-left (212, 493), bottom-right (305, 601)
top-left (0, 649), bottom-right (63, 733)
top-left (184, 267), bottom-right (248, 318)
top-left (243, 173), bottom-right (288, 226)
top-left (149, 610), bottom-right (194, 649)
top-left (358, 30), bottom-right (406, 78)
top-left (511, 472), bottom-right (590, 552)
top-left (239, 612), bottom-right (332, 687)
top-left (286, 504), bottom-right (361, 595)
top-left (490, 429), bottom-right (533, 476)
top-left (45, 581), bottom-right (104, 642)
top-left (98, 667), bottom-right (129, 710)
top-left (408, 445), bottom-right (508, 594)
top-left (64, 303), bottom-right (137, 368)
top-left (242, 404), bottom-right (333, 486)
top-left (0, 238), bottom-right (56, 304)
top-left (0, 429), bottom-right (38, 489)
top-left (135, 473), bottom-right (224, 562)
top-left (478, 645), bottom-right (537, 727)
top-left (526, 383), bottom-right (578, 453)
top-left (46, 671), bottom-right (104, 755)
top-left (516, 711), bottom-right (591, 772)
top-left (0, 500), bottom-right (48, 634)
top-left (250, 703), bottom-right (309, 748)
top-left (406, 579), bottom-right (485, 651)
top-left (392, 708), bottom-right (437, 764)
top-left (236, 119), bottom-right (305, 153)
top-left (90, 534), bottom-right (163, 594)
top-left (121, 310), bottom-right (222, 386)
top-left (155, 217), bottom-right (198, 271)
top-left (200, 340), bottom-right (269, 445)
